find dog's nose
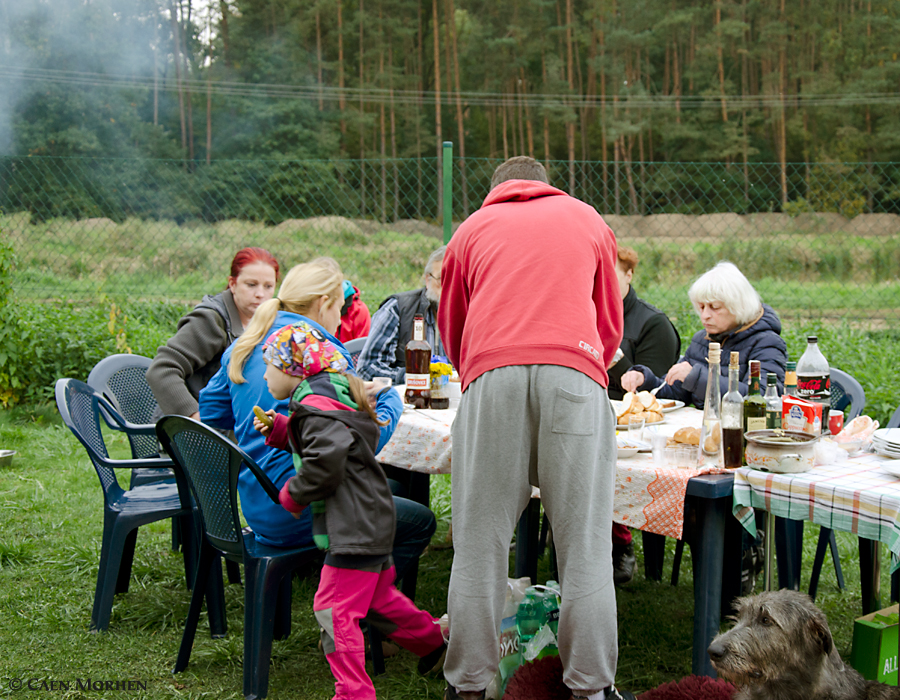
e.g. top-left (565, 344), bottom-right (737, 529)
top-left (707, 640), bottom-right (726, 662)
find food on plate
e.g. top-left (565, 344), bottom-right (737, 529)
top-left (253, 405), bottom-right (274, 429)
top-left (659, 400), bottom-right (676, 409)
top-left (616, 391), bottom-right (664, 426)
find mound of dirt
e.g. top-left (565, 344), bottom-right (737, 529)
top-left (603, 215), bottom-right (642, 239)
top-left (638, 214), bottom-right (695, 238)
top-left (695, 213), bottom-right (746, 237)
top-left (79, 217), bottom-right (119, 230)
top-left (273, 216), bottom-right (364, 235)
top-left (843, 213), bottom-right (900, 237)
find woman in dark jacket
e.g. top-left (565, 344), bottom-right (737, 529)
top-left (621, 261), bottom-right (787, 409)
top-left (147, 247), bottom-right (279, 419)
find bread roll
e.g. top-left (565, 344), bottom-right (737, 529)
top-left (674, 427), bottom-right (700, 445)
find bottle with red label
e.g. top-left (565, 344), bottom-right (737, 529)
top-left (405, 314), bottom-right (432, 408)
top-left (796, 335), bottom-right (830, 433)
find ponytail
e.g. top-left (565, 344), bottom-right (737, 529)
top-left (228, 297), bottom-right (282, 384)
top-left (348, 374), bottom-right (389, 426)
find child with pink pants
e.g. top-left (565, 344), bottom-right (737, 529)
top-left (254, 321), bottom-right (445, 699)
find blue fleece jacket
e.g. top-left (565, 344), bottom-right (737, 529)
top-left (199, 311), bottom-right (403, 548)
top-left (632, 304), bottom-right (787, 410)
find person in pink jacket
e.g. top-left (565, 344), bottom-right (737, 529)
top-left (437, 156), bottom-right (633, 700)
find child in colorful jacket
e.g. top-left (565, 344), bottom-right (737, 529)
top-left (253, 321), bottom-right (446, 700)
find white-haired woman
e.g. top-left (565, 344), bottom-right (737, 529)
top-left (621, 261), bottom-right (787, 408)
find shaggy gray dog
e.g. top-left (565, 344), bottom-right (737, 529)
top-left (708, 589), bottom-right (900, 699)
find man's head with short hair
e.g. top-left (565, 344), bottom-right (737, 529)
top-left (490, 156), bottom-right (549, 190)
top-left (423, 245), bottom-right (446, 305)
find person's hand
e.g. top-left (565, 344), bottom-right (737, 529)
top-left (665, 361), bottom-right (693, 386)
top-left (189, 411), bottom-right (200, 421)
top-left (621, 370), bottom-right (645, 393)
top-left (252, 409), bottom-right (276, 437)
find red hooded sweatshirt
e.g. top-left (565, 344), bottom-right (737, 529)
top-left (438, 179), bottom-right (623, 392)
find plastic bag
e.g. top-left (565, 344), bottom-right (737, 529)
top-left (485, 577), bottom-right (532, 700)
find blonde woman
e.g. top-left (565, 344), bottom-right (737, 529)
top-left (200, 262), bottom-right (436, 575)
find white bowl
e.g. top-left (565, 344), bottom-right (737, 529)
top-left (617, 447), bottom-right (639, 459)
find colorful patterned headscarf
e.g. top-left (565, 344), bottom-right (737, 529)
top-left (262, 321), bottom-right (349, 380)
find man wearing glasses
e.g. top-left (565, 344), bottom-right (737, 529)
top-left (358, 245), bottom-right (446, 384)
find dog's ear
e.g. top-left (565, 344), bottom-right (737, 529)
top-left (808, 614), bottom-right (833, 655)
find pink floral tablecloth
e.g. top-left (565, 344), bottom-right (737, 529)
top-left (378, 396), bottom-right (725, 540)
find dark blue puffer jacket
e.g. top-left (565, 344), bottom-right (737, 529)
top-left (632, 304), bottom-right (787, 409)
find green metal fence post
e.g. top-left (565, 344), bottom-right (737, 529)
top-left (443, 141), bottom-right (453, 244)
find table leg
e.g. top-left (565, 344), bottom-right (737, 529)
top-left (514, 498), bottom-right (541, 584)
top-left (774, 517), bottom-right (803, 591)
top-left (686, 493), bottom-right (727, 678)
top-left (859, 538), bottom-right (881, 615)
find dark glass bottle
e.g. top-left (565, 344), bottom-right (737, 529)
top-left (404, 314), bottom-right (432, 408)
top-left (765, 374), bottom-right (782, 429)
top-left (742, 360), bottom-right (766, 464)
top-left (721, 351), bottom-right (743, 469)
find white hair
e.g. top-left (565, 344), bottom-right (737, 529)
top-left (688, 261), bottom-right (762, 326)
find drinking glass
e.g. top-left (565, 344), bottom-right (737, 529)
top-left (650, 431), bottom-right (668, 467)
top-left (627, 415), bottom-right (646, 444)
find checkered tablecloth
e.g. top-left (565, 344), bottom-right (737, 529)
top-left (732, 453), bottom-right (900, 572)
top-left (379, 395), bottom-right (723, 540)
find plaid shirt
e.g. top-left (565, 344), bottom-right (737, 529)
top-left (357, 297), bottom-right (444, 383)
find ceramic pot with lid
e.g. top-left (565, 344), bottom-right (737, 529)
top-left (744, 429), bottom-right (819, 473)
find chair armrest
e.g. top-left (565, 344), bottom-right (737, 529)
top-left (103, 456), bottom-right (175, 470)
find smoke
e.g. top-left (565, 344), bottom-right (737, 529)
top-left (0, 0), bottom-right (170, 156)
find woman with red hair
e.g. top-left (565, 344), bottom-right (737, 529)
top-left (148, 247), bottom-right (280, 420)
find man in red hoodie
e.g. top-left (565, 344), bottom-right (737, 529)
top-left (438, 157), bottom-right (631, 700)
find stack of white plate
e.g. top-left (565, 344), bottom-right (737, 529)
top-left (871, 428), bottom-right (900, 459)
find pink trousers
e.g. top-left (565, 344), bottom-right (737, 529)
top-left (314, 564), bottom-right (444, 700)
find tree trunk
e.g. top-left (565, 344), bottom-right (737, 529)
top-left (316, 11), bottom-right (324, 110)
top-left (359, 0), bottom-right (366, 217)
top-left (565, 0), bottom-right (575, 195)
top-left (170, 0), bottom-right (187, 157)
top-left (338, 0), bottom-right (346, 141)
top-left (779, 0), bottom-right (788, 205)
top-left (502, 98), bottom-right (509, 160)
top-left (447, 0), bottom-right (467, 216)
top-left (219, 1), bottom-right (230, 67)
top-left (390, 44), bottom-right (399, 222)
top-left (716, 3), bottom-right (728, 122)
top-left (380, 47), bottom-right (387, 224)
top-left (432, 0), bottom-right (442, 219)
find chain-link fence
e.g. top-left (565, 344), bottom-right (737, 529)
top-left (2, 154), bottom-right (899, 321)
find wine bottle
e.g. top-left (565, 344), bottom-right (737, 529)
top-left (721, 351), bottom-right (743, 469)
top-left (404, 314), bottom-right (432, 408)
top-left (765, 374), bottom-right (781, 429)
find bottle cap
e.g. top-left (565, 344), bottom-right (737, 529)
top-left (729, 351), bottom-right (739, 368)
top-left (708, 342), bottom-right (721, 364)
top-left (807, 336), bottom-right (818, 343)
top-left (767, 374), bottom-right (777, 384)
top-left (786, 361), bottom-right (797, 370)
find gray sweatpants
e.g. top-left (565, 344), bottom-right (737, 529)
top-left (444, 364), bottom-right (618, 695)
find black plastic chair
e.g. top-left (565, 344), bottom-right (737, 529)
top-left (156, 416), bottom-right (385, 700)
top-left (343, 336), bottom-right (367, 370)
top-left (55, 378), bottom-right (198, 632)
top-left (888, 405), bottom-right (900, 430)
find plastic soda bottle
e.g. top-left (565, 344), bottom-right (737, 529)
top-left (541, 583), bottom-right (560, 637)
top-left (515, 587), bottom-right (545, 645)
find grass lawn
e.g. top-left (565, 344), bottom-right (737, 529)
top-left (0, 402), bottom-right (894, 700)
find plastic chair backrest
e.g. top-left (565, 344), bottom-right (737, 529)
top-left (156, 416), bottom-right (281, 559)
top-left (888, 405), bottom-right (900, 429)
top-left (87, 354), bottom-right (159, 459)
top-left (829, 367), bottom-right (866, 421)
top-left (55, 379), bottom-right (121, 495)
top-left (343, 337), bottom-right (367, 369)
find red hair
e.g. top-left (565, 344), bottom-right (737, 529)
top-left (228, 247), bottom-right (280, 285)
